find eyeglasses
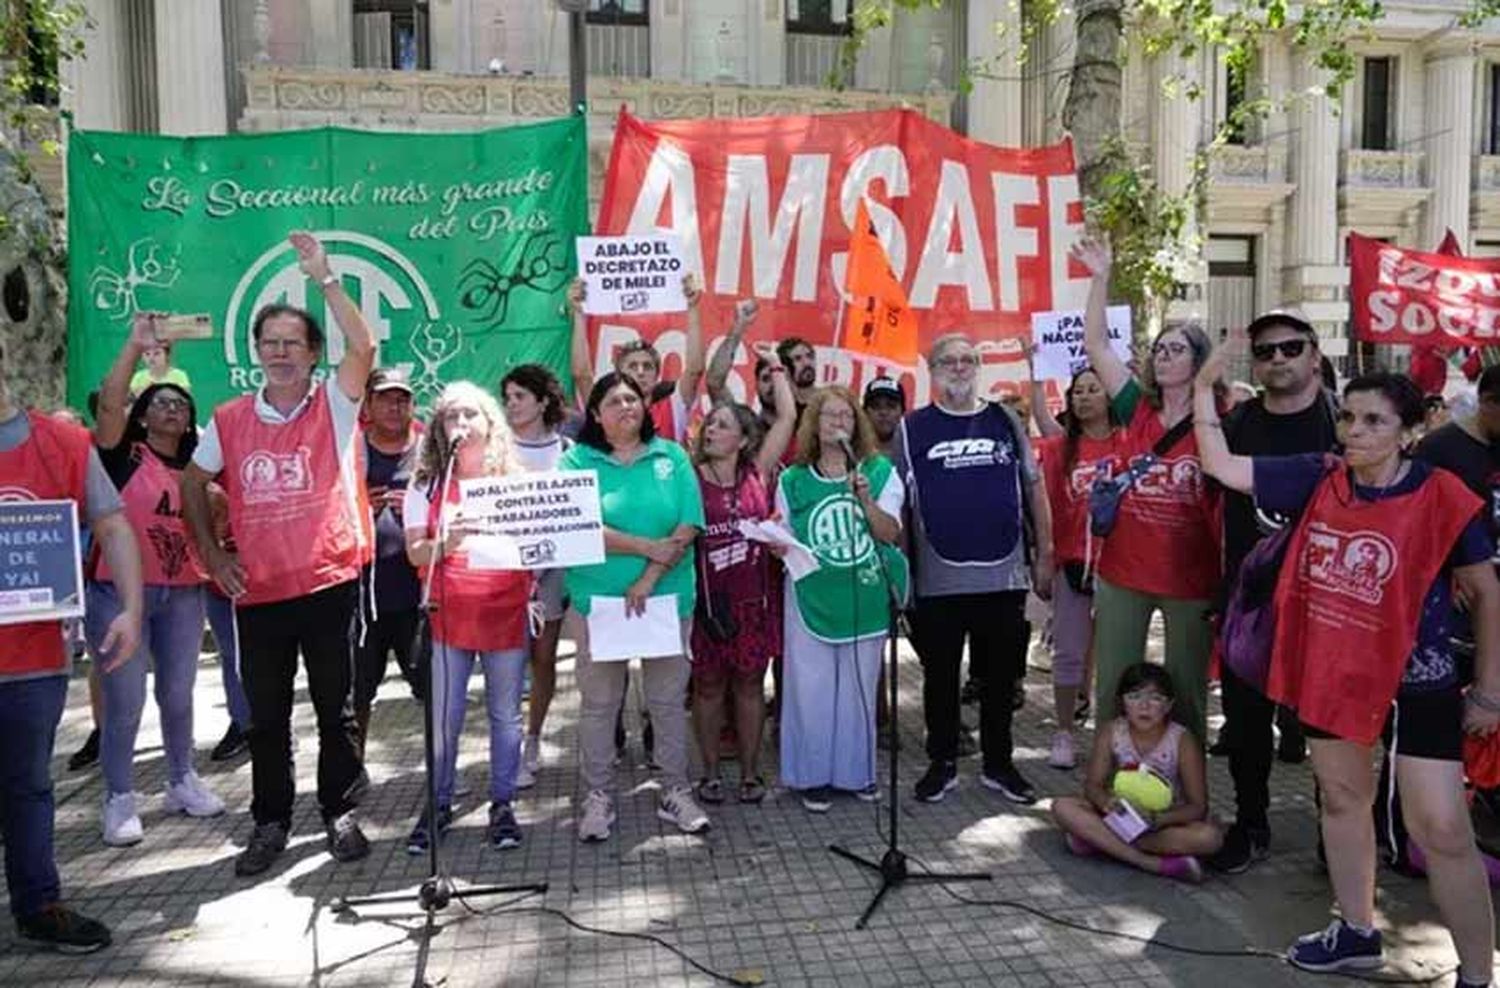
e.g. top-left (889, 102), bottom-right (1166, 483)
top-left (1151, 341), bottom-right (1191, 358)
top-left (819, 408), bottom-right (856, 422)
top-left (256, 338), bottom-right (309, 355)
top-left (1251, 339), bottom-right (1309, 362)
top-left (1122, 689), bottom-right (1171, 706)
top-left (148, 395), bottom-right (190, 412)
top-left (934, 354), bottom-right (979, 370)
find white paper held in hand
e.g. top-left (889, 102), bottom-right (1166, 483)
top-left (735, 519), bottom-right (821, 580)
top-left (586, 594), bottom-right (681, 662)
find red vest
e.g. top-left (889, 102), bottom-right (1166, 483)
top-left (95, 444), bottom-right (206, 587)
top-left (650, 395), bottom-right (680, 443)
top-left (1269, 466), bottom-right (1480, 744)
top-left (423, 478), bottom-right (532, 652)
top-left (0, 412), bottom-right (91, 676)
top-left (1040, 431), bottom-right (1126, 566)
top-left (214, 390), bottom-right (368, 606)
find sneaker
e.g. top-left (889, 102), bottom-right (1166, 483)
top-left (801, 786), bottom-right (834, 813)
top-left (1287, 919), bottom-right (1384, 972)
top-left (1158, 855), bottom-right (1204, 883)
top-left (102, 792), bottom-right (143, 846)
top-left (488, 802), bottom-right (523, 849)
top-left (696, 777), bottom-right (726, 804)
top-left (980, 765), bottom-right (1038, 805)
top-left (405, 805), bottom-right (453, 855)
top-left (516, 734), bottom-right (541, 790)
top-left (325, 811), bottom-right (371, 863)
top-left (854, 784), bottom-right (881, 803)
top-left (234, 821), bottom-right (289, 877)
top-left (1207, 822), bottom-right (1270, 875)
top-left (578, 789), bottom-right (616, 842)
top-left (15, 903), bottom-right (111, 954)
top-left (164, 772), bottom-right (226, 818)
top-left (658, 786), bottom-right (710, 834)
top-left (210, 723), bottom-right (249, 762)
top-left (1048, 732), bottom-right (1076, 769)
top-left (914, 761), bottom-right (958, 803)
top-left (68, 728), bottom-right (100, 772)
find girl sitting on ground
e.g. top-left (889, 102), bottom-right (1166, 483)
top-left (1050, 663), bottom-right (1222, 881)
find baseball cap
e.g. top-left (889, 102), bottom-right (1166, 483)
top-left (863, 376), bottom-right (906, 408)
top-left (367, 367), bottom-right (414, 394)
top-left (1245, 307), bottom-right (1317, 341)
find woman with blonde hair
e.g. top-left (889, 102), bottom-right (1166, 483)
top-left (402, 381), bottom-right (533, 854)
top-left (777, 386), bottom-right (908, 812)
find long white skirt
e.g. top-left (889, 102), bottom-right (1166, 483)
top-left (778, 584), bottom-right (884, 791)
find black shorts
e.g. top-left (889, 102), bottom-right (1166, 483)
top-left (1302, 687), bottom-right (1464, 762)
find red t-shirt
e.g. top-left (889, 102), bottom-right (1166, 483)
top-left (1096, 381), bottom-right (1221, 599)
top-left (1039, 431), bottom-right (1126, 566)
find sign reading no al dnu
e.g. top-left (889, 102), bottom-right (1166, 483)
top-left (0, 500), bottom-right (84, 626)
top-left (66, 119), bottom-right (590, 412)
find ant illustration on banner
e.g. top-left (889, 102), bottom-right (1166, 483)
top-left (458, 232), bottom-right (570, 328)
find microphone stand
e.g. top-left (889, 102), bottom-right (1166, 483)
top-left (333, 435), bottom-right (548, 988)
top-left (827, 443), bottom-right (991, 929)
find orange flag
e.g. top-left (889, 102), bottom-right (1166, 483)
top-left (842, 198), bottom-right (919, 364)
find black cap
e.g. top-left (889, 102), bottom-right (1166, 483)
top-left (863, 376), bottom-right (906, 408)
top-left (367, 367), bottom-right (413, 394)
top-left (1245, 307), bottom-right (1317, 341)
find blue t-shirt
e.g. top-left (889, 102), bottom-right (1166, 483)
top-left (1253, 453), bottom-right (1491, 693)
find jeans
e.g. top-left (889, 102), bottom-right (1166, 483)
top-left (1092, 577), bottom-right (1214, 740)
top-left (910, 591), bottom-right (1028, 775)
top-left (205, 591), bottom-right (251, 730)
top-left (87, 582), bottom-right (206, 795)
top-left (0, 675), bottom-right (67, 918)
top-left (235, 581), bottom-right (362, 827)
top-left (430, 639), bottom-right (528, 807)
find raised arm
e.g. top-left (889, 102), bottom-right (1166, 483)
top-left (567, 278), bottom-right (592, 405)
top-left (676, 274), bottom-right (706, 406)
top-left (95, 312), bottom-right (160, 449)
top-left (288, 232), bottom-right (375, 401)
top-left (1071, 239), bottom-right (1131, 399)
top-left (1024, 345), bottom-right (1065, 439)
top-left (754, 354), bottom-right (796, 479)
top-left (705, 298), bottom-right (758, 404)
top-left (1192, 345), bottom-right (1253, 494)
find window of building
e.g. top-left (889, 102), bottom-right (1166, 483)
top-left (586, 0), bottom-right (648, 26)
top-left (1360, 56), bottom-right (1395, 151)
top-left (1222, 65), bottom-right (1247, 145)
top-left (788, 0), bottom-right (854, 35)
top-left (1487, 64), bottom-right (1500, 155)
top-left (353, 0), bottom-right (430, 71)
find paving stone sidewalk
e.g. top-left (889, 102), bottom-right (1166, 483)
top-left (0, 629), bottom-right (1486, 987)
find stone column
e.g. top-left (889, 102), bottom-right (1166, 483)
top-left (651, 0), bottom-right (688, 82)
top-left (307, 0), bottom-right (353, 69)
top-left (1283, 48), bottom-right (1346, 346)
top-left (1421, 37), bottom-right (1477, 251)
top-left (746, 0), bottom-right (785, 88)
top-left (965, 0), bottom-right (1022, 144)
top-left (64, 0), bottom-right (129, 131)
top-left (1152, 49), bottom-right (1204, 317)
top-left (153, 0), bottom-right (228, 135)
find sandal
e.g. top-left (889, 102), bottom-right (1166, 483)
top-left (738, 776), bottom-right (767, 804)
top-left (696, 777), bottom-right (725, 804)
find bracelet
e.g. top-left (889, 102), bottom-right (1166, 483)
top-left (1467, 689), bottom-right (1500, 713)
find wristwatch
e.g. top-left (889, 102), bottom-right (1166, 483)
top-left (320, 273), bottom-right (339, 288)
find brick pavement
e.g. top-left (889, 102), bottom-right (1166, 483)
top-left (0, 629), bottom-right (1484, 987)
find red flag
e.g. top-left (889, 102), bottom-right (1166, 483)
top-left (841, 198), bottom-right (919, 364)
top-left (1437, 229), bottom-right (1464, 256)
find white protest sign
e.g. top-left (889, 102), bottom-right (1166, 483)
top-left (457, 470), bottom-right (605, 570)
top-left (1030, 305), bottom-right (1134, 382)
top-left (576, 233), bottom-right (687, 316)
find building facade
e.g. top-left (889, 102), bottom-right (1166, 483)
top-left (50, 0), bottom-right (1500, 361)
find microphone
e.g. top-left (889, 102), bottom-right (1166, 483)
top-left (447, 426), bottom-right (470, 455)
top-left (835, 434), bottom-right (857, 467)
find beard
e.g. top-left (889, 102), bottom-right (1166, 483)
top-left (794, 366), bottom-right (816, 388)
top-left (940, 380), bottom-right (977, 407)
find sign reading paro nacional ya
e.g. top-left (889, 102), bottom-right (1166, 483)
top-left (66, 119), bottom-right (590, 411)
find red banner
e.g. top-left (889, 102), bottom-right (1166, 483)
top-left (593, 109), bottom-right (1085, 404)
top-left (1349, 232), bottom-right (1500, 347)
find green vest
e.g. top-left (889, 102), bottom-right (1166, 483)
top-left (782, 456), bottom-right (910, 643)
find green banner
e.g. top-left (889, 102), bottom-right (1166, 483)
top-left (66, 117), bottom-right (588, 412)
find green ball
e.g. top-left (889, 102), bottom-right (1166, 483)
top-left (1112, 768), bottom-right (1173, 813)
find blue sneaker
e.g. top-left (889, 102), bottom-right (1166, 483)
top-left (1287, 920), bottom-right (1383, 972)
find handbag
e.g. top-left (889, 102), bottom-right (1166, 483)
top-left (1088, 415), bottom-right (1195, 538)
top-left (1218, 521), bottom-right (1294, 692)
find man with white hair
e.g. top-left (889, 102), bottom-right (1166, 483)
top-left (892, 333), bottom-right (1054, 805)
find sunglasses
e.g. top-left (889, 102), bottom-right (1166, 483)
top-left (1251, 339), bottom-right (1309, 362)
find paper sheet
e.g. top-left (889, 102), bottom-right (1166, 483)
top-left (585, 594), bottom-right (682, 662)
top-left (737, 519), bottom-right (821, 581)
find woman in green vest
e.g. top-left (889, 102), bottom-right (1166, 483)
top-left (775, 385), bottom-right (909, 812)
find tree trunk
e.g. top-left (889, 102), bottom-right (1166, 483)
top-left (1061, 0), bottom-right (1123, 200)
top-left (0, 141), bottom-right (68, 412)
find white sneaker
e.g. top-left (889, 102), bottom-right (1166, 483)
top-left (164, 771), bottom-right (226, 817)
top-left (658, 785), bottom-right (710, 834)
top-left (578, 789), bottom-right (615, 843)
top-left (516, 735), bottom-right (540, 790)
top-left (103, 791), bottom-right (143, 846)
top-left (1048, 732), bottom-right (1077, 769)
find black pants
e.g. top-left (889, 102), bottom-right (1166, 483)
top-left (236, 580), bottom-right (362, 827)
top-left (354, 606), bottom-right (422, 710)
top-left (1220, 663), bottom-right (1275, 832)
top-left (911, 591), bottom-right (1027, 775)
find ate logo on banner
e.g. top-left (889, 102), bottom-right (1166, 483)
top-left (1302, 522), bottom-right (1397, 606)
top-left (240, 448), bottom-right (314, 504)
top-left (808, 495), bottom-right (875, 568)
